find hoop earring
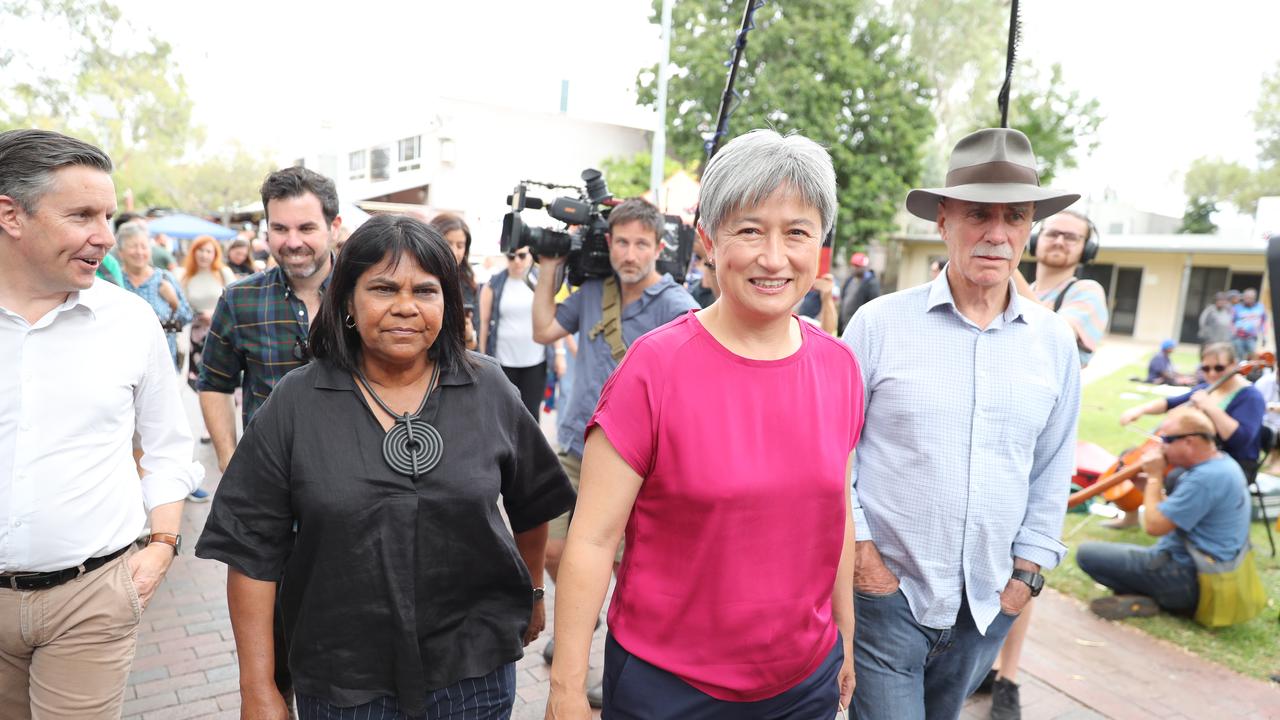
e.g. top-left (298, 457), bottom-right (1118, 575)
top-left (344, 314), bottom-right (356, 329)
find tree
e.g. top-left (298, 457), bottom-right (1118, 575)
top-left (1178, 196), bottom-right (1218, 234)
top-left (635, 0), bottom-right (936, 246)
top-left (1183, 63), bottom-right (1280, 217)
top-left (599, 152), bottom-right (686, 199)
top-left (166, 145), bottom-right (278, 223)
top-left (0, 0), bottom-right (198, 208)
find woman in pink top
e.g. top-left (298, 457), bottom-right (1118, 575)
top-left (545, 129), bottom-right (863, 719)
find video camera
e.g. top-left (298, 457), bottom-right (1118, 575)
top-left (501, 169), bottom-right (695, 287)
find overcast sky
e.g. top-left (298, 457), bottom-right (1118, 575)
top-left (107, 0), bottom-right (1280, 221)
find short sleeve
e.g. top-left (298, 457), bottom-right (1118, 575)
top-left (198, 292), bottom-right (244, 393)
top-left (496, 370), bottom-right (576, 532)
top-left (555, 285), bottom-right (586, 334)
top-left (1159, 470), bottom-right (1214, 532)
top-left (587, 341), bottom-right (661, 478)
top-left (194, 376), bottom-right (297, 580)
top-left (1057, 280), bottom-right (1108, 352)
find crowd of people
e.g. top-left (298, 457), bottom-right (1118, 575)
top-left (0, 121), bottom-right (1272, 720)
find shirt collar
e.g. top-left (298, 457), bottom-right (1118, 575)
top-left (311, 356), bottom-right (476, 391)
top-left (925, 265), bottom-right (1027, 325)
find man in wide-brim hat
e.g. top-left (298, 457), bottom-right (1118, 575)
top-left (840, 128), bottom-right (1084, 719)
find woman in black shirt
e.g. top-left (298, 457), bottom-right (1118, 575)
top-left (197, 215), bottom-right (574, 720)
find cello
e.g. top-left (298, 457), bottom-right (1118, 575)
top-left (1067, 351), bottom-right (1276, 510)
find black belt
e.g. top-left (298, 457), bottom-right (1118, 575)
top-left (0, 545), bottom-right (131, 591)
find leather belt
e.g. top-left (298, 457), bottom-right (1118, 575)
top-left (0, 545), bottom-right (131, 591)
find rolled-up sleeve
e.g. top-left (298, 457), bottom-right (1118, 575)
top-left (195, 376), bottom-right (297, 580)
top-left (554, 286), bottom-right (585, 335)
top-left (1014, 351), bottom-right (1080, 570)
top-left (135, 321), bottom-right (204, 508)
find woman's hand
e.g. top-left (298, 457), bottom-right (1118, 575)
top-left (239, 685), bottom-right (288, 720)
top-left (523, 599), bottom-right (546, 646)
top-left (1119, 406), bottom-right (1143, 425)
top-left (837, 636), bottom-right (855, 712)
top-left (1188, 389), bottom-right (1211, 410)
top-left (555, 353), bottom-right (568, 379)
top-left (544, 687), bottom-right (592, 720)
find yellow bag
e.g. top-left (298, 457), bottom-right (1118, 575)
top-left (1184, 541), bottom-right (1268, 628)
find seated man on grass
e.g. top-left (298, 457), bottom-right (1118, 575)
top-left (1076, 407), bottom-right (1251, 619)
top-left (1145, 339), bottom-right (1195, 386)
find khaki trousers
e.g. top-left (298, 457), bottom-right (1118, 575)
top-left (0, 547), bottom-right (141, 720)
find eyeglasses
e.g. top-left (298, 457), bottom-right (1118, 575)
top-left (1042, 229), bottom-right (1085, 244)
top-left (1159, 432), bottom-right (1212, 444)
top-left (293, 336), bottom-right (312, 364)
top-left (1200, 363), bottom-right (1228, 373)
top-left (507, 251), bottom-right (531, 260)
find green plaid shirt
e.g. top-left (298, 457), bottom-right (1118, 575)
top-left (197, 264), bottom-right (331, 424)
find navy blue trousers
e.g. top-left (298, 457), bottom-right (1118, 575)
top-left (295, 663), bottom-right (515, 720)
top-left (601, 632), bottom-right (843, 719)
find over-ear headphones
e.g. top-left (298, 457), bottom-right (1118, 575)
top-left (1028, 214), bottom-right (1100, 265)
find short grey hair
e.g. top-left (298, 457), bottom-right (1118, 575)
top-left (697, 129), bottom-right (837, 239)
top-left (0, 129), bottom-right (113, 213)
top-left (115, 220), bottom-right (150, 249)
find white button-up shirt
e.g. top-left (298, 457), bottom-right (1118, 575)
top-left (842, 271), bottom-right (1080, 634)
top-left (0, 280), bottom-right (203, 571)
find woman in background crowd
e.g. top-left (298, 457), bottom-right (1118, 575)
top-left (430, 212), bottom-right (479, 350)
top-left (225, 237), bottom-right (257, 278)
top-left (118, 221), bottom-right (192, 368)
top-left (481, 245), bottom-right (547, 416)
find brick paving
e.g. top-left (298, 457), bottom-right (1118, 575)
top-left (123, 388), bottom-right (1280, 719)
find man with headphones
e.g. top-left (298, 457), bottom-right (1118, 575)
top-left (1018, 209), bottom-right (1108, 366)
top-left (979, 208), bottom-right (1109, 720)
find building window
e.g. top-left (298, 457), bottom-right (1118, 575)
top-left (398, 135), bottom-right (421, 171)
top-left (349, 150), bottom-right (367, 180)
top-left (370, 146), bottom-right (391, 181)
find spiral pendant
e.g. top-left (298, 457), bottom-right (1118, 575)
top-left (382, 416), bottom-right (443, 478)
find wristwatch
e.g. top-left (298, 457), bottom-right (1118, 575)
top-left (147, 532), bottom-right (182, 556)
top-left (1010, 569), bottom-right (1044, 597)
top-left (532, 586), bottom-right (546, 602)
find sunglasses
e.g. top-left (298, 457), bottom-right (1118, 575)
top-left (293, 336), bottom-right (312, 364)
top-left (1159, 432), bottom-right (1212, 444)
top-left (507, 251), bottom-right (531, 260)
top-left (1200, 363), bottom-right (1228, 373)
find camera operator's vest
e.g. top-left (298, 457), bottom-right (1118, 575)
top-left (588, 276), bottom-right (628, 363)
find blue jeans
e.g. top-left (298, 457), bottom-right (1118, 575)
top-left (1075, 543), bottom-right (1199, 612)
top-left (295, 663), bottom-right (515, 720)
top-left (602, 632), bottom-right (843, 719)
top-left (1233, 336), bottom-right (1258, 361)
top-left (849, 589), bottom-right (1016, 720)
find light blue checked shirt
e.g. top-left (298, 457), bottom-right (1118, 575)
top-left (841, 271), bottom-right (1080, 634)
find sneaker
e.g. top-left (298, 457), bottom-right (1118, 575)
top-left (1089, 594), bottom-right (1159, 621)
top-left (974, 668), bottom-right (998, 694)
top-left (989, 677), bottom-right (1021, 720)
top-left (187, 487), bottom-right (212, 503)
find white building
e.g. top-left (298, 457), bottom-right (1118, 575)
top-left (282, 96), bottom-right (653, 256)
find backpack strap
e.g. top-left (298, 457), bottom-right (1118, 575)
top-left (588, 275), bottom-right (628, 362)
top-left (1052, 278), bottom-right (1080, 313)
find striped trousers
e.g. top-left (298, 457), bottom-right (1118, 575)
top-left (295, 663), bottom-right (516, 720)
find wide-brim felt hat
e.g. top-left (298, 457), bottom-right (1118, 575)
top-left (906, 128), bottom-right (1080, 222)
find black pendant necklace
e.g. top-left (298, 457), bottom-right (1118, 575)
top-left (354, 362), bottom-right (443, 480)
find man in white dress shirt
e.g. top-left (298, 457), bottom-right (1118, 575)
top-left (0, 129), bottom-right (203, 719)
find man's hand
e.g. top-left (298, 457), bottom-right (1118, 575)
top-left (127, 543), bottom-right (176, 609)
top-left (853, 541), bottom-right (899, 595)
top-left (999, 577), bottom-right (1032, 615)
top-left (1139, 445), bottom-right (1167, 478)
top-left (523, 599), bottom-right (546, 647)
top-left (814, 273), bottom-right (835, 300)
top-left (239, 684), bottom-right (289, 720)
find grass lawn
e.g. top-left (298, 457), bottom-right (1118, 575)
top-left (1050, 354), bottom-right (1280, 681)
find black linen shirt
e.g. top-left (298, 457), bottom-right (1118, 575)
top-left (195, 354), bottom-right (574, 715)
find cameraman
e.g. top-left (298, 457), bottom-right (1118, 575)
top-left (531, 199), bottom-right (698, 675)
